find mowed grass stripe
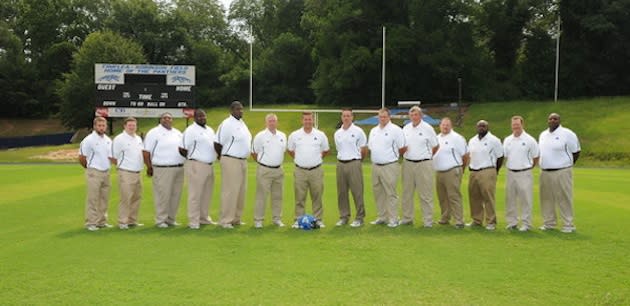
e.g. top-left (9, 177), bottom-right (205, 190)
top-left (0, 164), bottom-right (628, 305)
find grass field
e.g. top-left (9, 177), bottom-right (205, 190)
top-left (0, 163), bottom-right (628, 305)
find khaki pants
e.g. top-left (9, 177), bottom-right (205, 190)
top-left (401, 160), bottom-right (434, 226)
top-left (372, 162), bottom-right (400, 223)
top-left (219, 156), bottom-right (247, 225)
top-left (468, 168), bottom-right (498, 225)
top-left (436, 167), bottom-right (464, 225)
top-left (294, 166), bottom-right (324, 220)
top-left (505, 169), bottom-right (533, 228)
top-left (117, 170), bottom-right (141, 225)
top-left (336, 160), bottom-right (365, 222)
top-left (152, 166), bottom-right (184, 225)
top-left (185, 160), bottom-right (215, 226)
top-left (540, 167), bottom-right (574, 228)
top-left (85, 168), bottom-right (110, 226)
top-left (254, 165), bottom-right (284, 222)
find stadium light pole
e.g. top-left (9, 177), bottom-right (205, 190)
top-left (381, 26), bottom-right (386, 109)
top-left (249, 26), bottom-right (253, 110)
top-left (554, 15), bottom-right (561, 103)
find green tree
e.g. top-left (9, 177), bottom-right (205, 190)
top-left (57, 31), bottom-right (146, 129)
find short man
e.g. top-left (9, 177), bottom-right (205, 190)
top-left (78, 116), bottom-right (113, 231)
top-left (334, 108), bottom-right (367, 227)
top-left (179, 109), bottom-right (217, 230)
top-left (539, 113), bottom-right (580, 233)
top-left (143, 112), bottom-right (185, 228)
top-left (401, 106), bottom-right (439, 228)
top-left (503, 116), bottom-right (539, 232)
top-left (367, 108), bottom-right (407, 228)
top-left (288, 112), bottom-right (330, 228)
top-left (214, 101), bottom-right (252, 229)
top-left (252, 113), bottom-right (287, 228)
top-left (467, 120), bottom-right (504, 231)
top-left (433, 117), bottom-right (468, 229)
top-left (112, 117), bottom-right (144, 230)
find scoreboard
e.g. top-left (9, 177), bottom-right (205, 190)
top-left (94, 64), bottom-right (195, 118)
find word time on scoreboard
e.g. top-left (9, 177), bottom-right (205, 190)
top-left (94, 64), bottom-right (196, 118)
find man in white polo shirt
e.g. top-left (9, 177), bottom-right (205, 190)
top-left (334, 108), bottom-right (367, 227)
top-left (112, 117), bottom-right (144, 230)
top-left (288, 112), bottom-right (330, 228)
top-left (401, 106), bottom-right (439, 228)
top-left (252, 113), bottom-right (287, 229)
top-left (503, 115), bottom-right (539, 232)
top-left (467, 120), bottom-right (504, 231)
top-left (143, 112), bottom-right (185, 228)
top-left (368, 108), bottom-right (407, 228)
top-left (179, 109), bottom-right (218, 230)
top-left (214, 101), bottom-right (252, 229)
top-left (539, 113), bottom-right (580, 233)
top-left (434, 117), bottom-right (468, 229)
top-left (79, 116), bottom-right (113, 231)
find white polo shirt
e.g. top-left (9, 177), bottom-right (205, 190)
top-left (402, 120), bottom-right (438, 161)
top-left (433, 130), bottom-right (468, 171)
top-left (216, 115), bottom-right (252, 158)
top-left (181, 123), bottom-right (217, 164)
top-left (252, 128), bottom-right (287, 167)
top-left (288, 127), bottom-right (329, 168)
top-left (112, 131), bottom-right (144, 172)
top-left (468, 131), bottom-right (504, 170)
top-left (334, 123), bottom-right (367, 161)
top-left (79, 131), bottom-right (113, 171)
top-left (368, 122), bottom-right (406, 164)
top-left (503, 131), bottom-right (539, 171)
top-left (539, 125), bottom-right (580, 169)
top-left (144, 124), bottom-right (185, 166)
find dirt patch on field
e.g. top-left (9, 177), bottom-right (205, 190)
top-left (30, 149), bottom-right (78, 161)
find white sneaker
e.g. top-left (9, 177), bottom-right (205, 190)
top-left (486, 224), bottom-right (496, 231)
top-left (118, 224), bottom-right (129, 230)
top-left (273, 220), bottom-right (285, 227)
top-left (335, 219), bottom-right (347, 226)
top-left (189, 224), bottom-right (200, 230)
top-left (156, 223), bottom-right (169, 228)
top-left (387, 221), bottom-right (399, 228)
top-left (506, 224), bottom-right (518, 230)
top-left (350, 220), bottom-right (363, 228)
top-left (539, 225), bottom-right (555, 231)
top-left (316, 221), bottom-right (326, 228)
top-left (292, 221), bottom-right (300, 229)
top-left (399, 220), bottom-right (413, 225)
top-left (518, 226), bottom-right (530, 232)
top-left (423, 224), bottom-right (433, 228)
top-left (200, 219), bottom-right (217, 225)
top-left (254, 221), bottom-right (263, 229)
top-left (561, 226), bottom-right (576, 233)
top-left (97, 223), bottom-right (113, 228)
top-left (169, 222), bottom-right (180, 227)
top-left (222, 224), bottom-right (234, 229)
top-left (86, 225), bottom-right (99, 231)
top-left (370, 219), bottom-right (386, 225)
top-left (129, 223), bottom-right (144, 227)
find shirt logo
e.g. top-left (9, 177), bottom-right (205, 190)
top-left (522, 142), bottom-right (526, 146)
top-left (484, 143), bottom-right (487, 146)
top-left (555, 137), bottom-right (559, 140)
top-left (314, 137), bottom-right (318, 140)
top-left (418, 132), bottom-right (423, 136)
top-left (351, 134), bottom-right (355, 138)
top-left (385, 133), bottom-right (388, 136)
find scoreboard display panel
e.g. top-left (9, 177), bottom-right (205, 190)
top-left (94, 64), bottom-right (195, 118)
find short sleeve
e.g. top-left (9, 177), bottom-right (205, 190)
top-left (395, 128), bottom-right (406, 149)
top-left (287, 132), bottom-right (296, 151)
top-left (143, 130), bottom-right (157, 154)
top-left (357, 128), bottom-right (367, 147)
top-left (567, 130), bottom-right (580, 153)
top-left (320, 131), bottom-right (330, 151)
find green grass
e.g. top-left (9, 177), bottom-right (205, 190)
top-left (0, 164), bottom-right (628, 304)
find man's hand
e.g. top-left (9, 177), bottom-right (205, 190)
top-left (146, 166), bottom-right (153, 177)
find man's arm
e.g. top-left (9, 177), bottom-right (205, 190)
top-left (288, 150), bottom-right (295, 159)
top-left (321, 150), bottom-right (329, 158)
top-left (432, 145), bottom-right (439, 156)
top-left (399, 146), bottom-right (408, 155)
top-left (178, 147), bottom-right (188, 158)
top-left (573, 151), bottom-right (580, 164)
top-left (78, 155), bottom-right (87, 168)
top-left (496, 156), bottom-right (504, 172)
top-left (462, 153), bottom-right (470, 173)
top-left (360, 146), bottom-right (367, 159)
top-left (142, 151), bottom-right (153, 177)
top-left (214, 142), bottom-right (223, 159)
top-left (533, 157), bottom-right (539, 167)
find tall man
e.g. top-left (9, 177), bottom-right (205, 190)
top-left (503, 116), bottom-right (539, 232)
top-left (367, 108), bottom-right (407, 228)
top-left (214, 101), bottom-right (252, 229)
top-left (252, 113), bottom-right (287, 228)
top-left (334, 108), bottom-right (367, 227)
top-left (79, 116), bottom-right (113, 231)
top-left (180, 109), bottom-right (217, 230)
top-left (112, 117), bottom-right (144, 230)
top-left (467, 120), bottom-right (504, 231)
top-left (288, 112), bottom-right (330, 228)
top-left (401, 106), bottom-right (439, 228)
top-left (539, 113), bottom-right (580, 233)
top-left (434, 117), bottom-right (468, 229)
top-left (143, 112), bottom-right (185, 228)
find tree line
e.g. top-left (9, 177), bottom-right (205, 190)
top-left (1, 0), bottom-right (629, 129)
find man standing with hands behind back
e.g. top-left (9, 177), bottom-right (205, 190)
top-left (79, 116), bottom-right (113, 231)
top-left (112, 117), bottom-right (144, 230)
top-left (215, 101), bottom-right (252, 229)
